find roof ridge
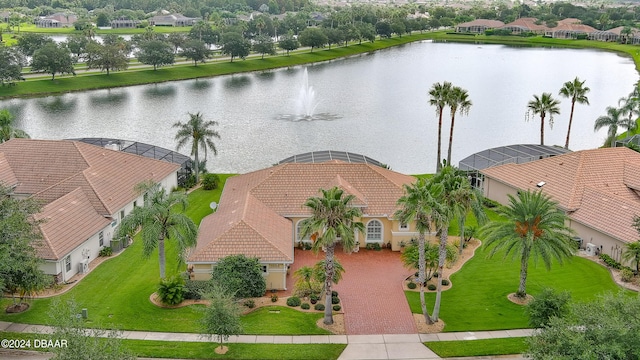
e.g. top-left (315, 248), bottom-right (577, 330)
top-left (566, 151), bottom-right (587, 210)
top-left (237, 218), bottom-right (292, 261)
top-left (70, 142), bottom-right (113, 213)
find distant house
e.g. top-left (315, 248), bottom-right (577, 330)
top-left (149, 13), bottom-right (197, 27)
top-left (455, 19), bottom-right (504, 33)
top-left (499, 17), bottom-right (548, 35)
top-left (481, 147), bottom-right (640, 265)
top-left (589, 26), bottom-right (640, 44)
top-left (0, 139), bottom-right (180, 283)
top-left (545, 18), bottom-right (596, 39)
top-left (110, 19), bottom-right (140, 29)
top-left (35, 12), bottom-right (77, 28)
top-left (0, 11), bottom-right (10, 23)
top-left (187, 152), bottom-right (418, 290)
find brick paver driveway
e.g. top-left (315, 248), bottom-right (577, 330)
top-left (288, 248), bottom-right (417, 335)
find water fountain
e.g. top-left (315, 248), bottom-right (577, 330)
top-left (295, 68), bottom-right (319, 119)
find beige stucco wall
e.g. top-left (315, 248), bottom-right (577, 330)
top-left (568, 219), bottom-right (628, 264)
top-left (483, 178), bottom-right (519, 205)
top-left (189, 262), bottom-right (288, 290)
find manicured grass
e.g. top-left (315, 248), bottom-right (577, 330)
top-left (185, 175), bottom-right (235, 226)
top-left (425, 338), bottom-right (528, 358)
top-left (241, 306), bottom-right (330, 335)
top-left (406, 246), bottom-right (631, 332)
top-left (0, 332), bottom-right (346, 359)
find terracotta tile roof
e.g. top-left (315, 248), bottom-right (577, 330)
top-left (189, 162), bottom-right (415, 263)
top-left (0, 152), bottom-right (18, 188)
top-left (481, 147), bottom-right (640, 243)
top-left (34, 188), bottom-right (111, 260)
top-left (501, 17), bottom-right (548, 32)
top-left (457, 19), bottom-right (505, 28)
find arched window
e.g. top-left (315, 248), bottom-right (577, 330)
top-left (366, 220), bottom-right (382, 242)
top-left (297, 220), bottom-right (310, 242)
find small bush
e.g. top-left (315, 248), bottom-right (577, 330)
top-left (600, 254), bottom-right (622, 270)
top-left (407, 282), bottom-right (417, 289)
top-left (365, 242), bottom-right (382, 251)
top-left (287, 296), bottom-right (301, 307)
top-left (483, 197), bottom-right (500, 208)
top-left (271, 294), bottom-right (278, 302)
top-left (314, 303), bottom-right (325, 311)
top-left (621, 268), bottom-right (635, 282)
top-left (184, 174), bottom-right (197, 189)
top-left (433, 272), bottom-right (439, 278)
top-left (201, 173), bottom-right (220, 190)
top-left (184, 279), bottom-right (213, 300)
top-left (427, 284), bottom-right (437, 291)
top-left (301, 303), bottom-right (310, 310)
top-left (310, 294), bottom-right (320, 302)
top-left (157, 276), bottom-right (185, 305)
top-left (243, 299), bottom-right (255, 308)
top-left (526, 288), bottom-right (572, 328)
top-left (331, 296), bottom-right (340, 304)
top-left (99, 247), bottom-right (112, 257)
top-left (331, 290), bottom-right (339, 297)
top-left (441, 279), bottom-right (450, 286)
top-left (332, 305), bottom-right (341, 311)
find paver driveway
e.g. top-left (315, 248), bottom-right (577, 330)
top-left (288, 248), bottom-right (417, 335)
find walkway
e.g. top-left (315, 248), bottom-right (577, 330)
top-left (0, 321), bottom-right (533, 359)
top-left (288, 248), bottom-right (417, 335)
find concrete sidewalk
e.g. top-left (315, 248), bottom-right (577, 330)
top-left (1, 321), bottom-right (533, 359)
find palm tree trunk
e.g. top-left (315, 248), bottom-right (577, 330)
top-left (540, 113), bottom-right (545, 145)
top-left (518, 246), bottom-right (530, 296)
top-left (432, 227), bottom-right (448, 321)
top-left (436, 109), bottom-right (444, 172)
top-left (158, 236), bottom-right (166, 279)
top-left (447, 113), bottom-right (456, 167)
top-left (417, 232), bottom-right (434, 325)
top-left (565, 100), bottom-right (576, 149)
top-left (323, 244), bottom-right (335, 325)
top-left (194, 148), bottom-right (200, 182)
top-left (458, 215), bottom-right (466, 255)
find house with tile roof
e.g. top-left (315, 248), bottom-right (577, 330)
top-left (34, 12), bottom-right (78, 28)
top-left (481, 147), bottom-right (640, 264)
top-left (187, 160), bottom-right (417, 290)
top-left (0, 139), bottom-right (180, 283)
top-left (455, 19), bottom-right (505, 34)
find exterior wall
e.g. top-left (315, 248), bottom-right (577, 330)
top-left (189, 262), bottom-right (288, 290)
top-left (52, 232), bottom-right (103, 282)
top-left (191, 263), bottom-right (213, 280)
top-left (568, 219), bottom-right (628, 263)
top-left (160, 172), bottom-right (179, 192)
top-left (483, 177), bottom-right (518, 205)
top-left (39, 261), bottom-right (59, 278)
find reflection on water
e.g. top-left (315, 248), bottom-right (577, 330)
top-left (276, 113), bottom-right (342, 122)
top-left (36, 97), bottom-right (77, 114)
top-left (190, 79), bottom-right (213, 91)
top-left (256, 71), bottom-right (276, 81)
top-left (144, 84), bottom-right (176, 98)
top-left (224, 75), bottom-right (251, 90)
top-left (89, 91), bottom-right (128, 106)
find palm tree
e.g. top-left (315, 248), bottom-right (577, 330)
top-left (559, 77), bottom-right (590, 149)
top-left (428, 81), bottom-right (453, 172)
top-left (526, 93), bottom-right (561, 146)
top-left (445, 86), bottom-right (472, 167)
top-left (294, 266), bottom-right (315, 294)
top-left (594, 106), bottom-right (638, 147)
top-left (618, 85), bottom-right (640, 132)
top-left (173, 112), bottom-right (221, 182)
top-left (115, 182), bottom-right (198, 279)
top-left (480, 190), bottom-right (575, 298)
top-left (299, 187), bottom-right (365, 325)
top-left (395, 178), bottom-right (443, 325)
top-left (0, 109), bottom-right (30, 143)
top-left (622, 241), bottom-right (640, 273)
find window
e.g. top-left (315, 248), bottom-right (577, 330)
top-left (133, 201), bottom-right (137, 208)
top-left (99, 231), bottom-right (104, 247)
top-left (366, 220), bottom-right (382, 242)
top-left (120, 210), bottom-right (125, 220)
top-left (297, 220), bottom-right (311, 242)
top-left (399, 223), bottom-right (409, 230)
top-left (262, 265), bottom-right (268, 273)
top-left (65, 256), bottom-right (71, 272)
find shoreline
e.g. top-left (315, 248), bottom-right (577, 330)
top-left (1, 31), bottom-right (639, 100)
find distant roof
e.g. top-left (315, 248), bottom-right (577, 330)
top-left (71, 138), bottom-right (191, 169)
top-left (459, 144), bottom-right (571, 172)
top-left (278, 150), bottom-right (385, 168)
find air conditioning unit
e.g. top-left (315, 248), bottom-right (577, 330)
top-left (586, 243), bottom-right (597, 256)
top-left (79, 259), bottom-right (89, 274)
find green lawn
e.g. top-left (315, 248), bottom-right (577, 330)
top-left (406, 246), bottom-right (630, 332)
top-left (0, 332), bottom-right (346, 359)
top-left (425, 338), bottom-right (528, 358)
top-left (242, 306), bottom-right (330, 335)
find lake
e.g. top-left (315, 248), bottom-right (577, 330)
top-left (2, 41), bottom-right (638, 174)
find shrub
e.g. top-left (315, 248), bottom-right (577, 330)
top-left (271, 294), bottom-right (278, 302)
top-left (286, 296), bottom-right (301, 307)
top-left (332, 305), bottom-right (341, 311)
top-left (365, 242), bottom-right (382, 251)
top-left (301, 303), bottom-right (310, 310)
top-left (331, 291), bottom-right (339, 297)
top-left (621, 268), bottom-right (635, 282)
top-left (433, 272), bottom-right (439, 278)
top-left (427, 284), bottom-right (436, 291)
top-left (331, 296), bottom-right (340, 304)
top-left (314, 303), bottom-right (325, 311)
top-left (243, 299), bottom-right (255, 308)
top-left (526, 288), bottom-right (572, 328)
top-left (184, 279), bottom-right (214, 300)
top-left (407, 282), bottom-right (417, 289)
top-left (483, 197), bottom-right (500, 208)
top-left (184, 174), bottom-right (197, 189)
top-left (310, 294), bottom-right (320, 302)
top-left (441, 279), bottom-right (450, 286)
top-left (600, 254), bottom-right (622, 270)
top-left (201, 173), bottom-right (220, 190)
top-left (211, 254), bottom-right (266, 299)
top-left (99, 247), bottom-right (112, 257)
top-left (157, 276), bottom-right (185, 305)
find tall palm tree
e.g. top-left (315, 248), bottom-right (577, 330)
top-left (173, 112), bottom-right (221, 181)
top-left (299, 187), bottom-right (364, 325)
top-left (0, 109), bottom-right (30, 143)
top-left (395, 178), bottom-right (443, 325)
top-left (594, 106), bottom-right (638, 147)
top-left (115, 182), bottom-right (198, 279)
top-left (445, 86), bottom-right (472, 167)
top-left (526, 93), bottom-right (561, 146)
top-left (622, 241), bottom-right (640, 273)
top-left (480, 190), bottom-right (575, 298)
top-left (559, 77), bottom-right (590, 149)
top-left (429, 81), bottom-right (453, 172)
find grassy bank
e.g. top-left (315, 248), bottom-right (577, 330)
top-left (425, 337), bottom-right (528, 358)
top-left (4, 31), bottom-right (639, 99)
